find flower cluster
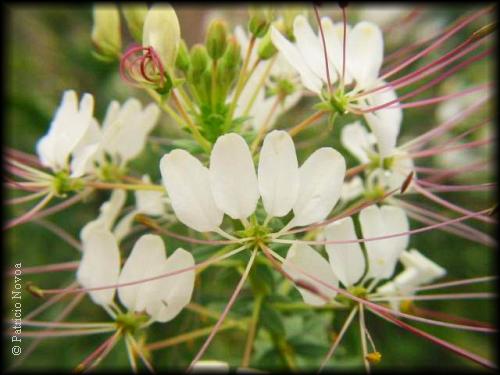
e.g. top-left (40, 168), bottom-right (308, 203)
top-left (5, 3), bottom-right (495, 372)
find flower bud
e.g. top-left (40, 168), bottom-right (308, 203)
top-left (122, 4), bottom-right (148, 42)
top-left (206, 19), bottom-right (228, 60)
top-left (189, 44), bottom-right (209, 84)
top-left (257, 28), bottom-right (277, 60)
top-left (248, 8), bottom-right (273, 38)
top-left (221, 36), bottom-right (241, 70)
top-left (176, 39), bottom-right (191, 73)
top-left (91, 4), bottom-right (121, 59)
top-left (142, 4), bottom-right (181, 73)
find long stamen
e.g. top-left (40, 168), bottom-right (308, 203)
top-left (4, 192), bottom-right (54, 230)
top-left (410, 276), bottom-right (496, 293)
top-left (42, 245), bottom-right (248, 296)
top-left (319, 307), bottom-right (358, 372)
top-left (187, 248), bottom-right (258, 371)
top-left (413, 183), bottom-right (495, 224)
top-left (379, 6), bottom-right (494, 81)
top-left (313, 5), bottom-right (333, 93)
top-left (369, 292), bottom-right (495, 302)
top-left (368, 308), bottom-right (496, 370)
top-left (264, 247), bottom-right (495, 333)
top-left (273, 208), bottom-right (492, 246)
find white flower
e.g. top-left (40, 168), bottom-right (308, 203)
top-left (160, 131), bottom-right (346, 232)
top-left (341, 121), bottom-right (414, 191)
top-left (77, 230), bottom-right (195, 323)
top-left (70, 98), bottom-right (160, 177)
top-left (36, 90), bottom-right (96, 174)
top-left (271, 16), bottom-right (402, 146)
top-left (377, 249), bottom-right (446, 310)
top-left (339, 176), bottom-right (364, 203)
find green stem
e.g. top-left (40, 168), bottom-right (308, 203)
top-left (288, 111), bottom-right (327, 137)
top-left (241, 293), bottom-right (263, 367)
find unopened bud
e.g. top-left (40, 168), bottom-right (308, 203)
top-left (189, 44), bottom-right (209, 83)
top-left (206, 19), bottom-right (228, 60)
top-left (365, 351), bottom-right (382, 364)
top-left (222, 36), bottom-right (241, 69)
top-left (248, 8), bottom-right (273, 38)
top-left (257, 28), bottom-right (277, 60)
top-left (176, 39), bottom-right (191, 73)
top-left (122, 4), bottom-right (148, 42)
top-left (142, 4), bottom-right (181, 72)
top-left (92, 4), bottom-right (122, 60)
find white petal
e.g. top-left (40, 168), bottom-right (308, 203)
top-left (400, 249), bottom-right (446, 285)
top-left (148, 248), bottom-right (195, 323)
top-left (77, 227), bottom-right (120, 306)
top-left (385, 152), bottom-right (415, 191)
top-left (293, 15), bottom-right (336, 85)
top-left (359, 205), bottom-right (409, 279)
top-left (321, 17), bottom-right (353, 85)
top-left (100, 99), bottom-right (160, 164)
top-left (270, 26), bottom-right (323, 94)
top-left (324, 217), bottom-right (365, 287)
top-left (210, 134), bottom-right (259, 220)
top-left (160, 150), bottom-right (223, 232)
top-left (283, 243), bottom-right (338, 306)
top-left (113, 210), bottom-right (137, 243)
top-left (258, 131), bottom-right (299, 217)
top-left (135, 175), bottom-right (166, 216)
top-left (118, 234), bottom-right (166, 313)
top-left (363, 84), bottom-right (402, 158)
top-left (142, 4), bottom-right (180, 70)
top-left (291, 148), bottom-right (346, 227)
top-left (347, 21), bottom-right (383, 88)
top-left (37, 91), bottom-right (95, 171)
top-left (340, 176), bottom-right (364, 203)
top-left (340, 121), bottom-right (373, 164)
top-left (80, 189), bottom-right (126, 243)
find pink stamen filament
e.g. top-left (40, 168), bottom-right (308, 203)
top-left (42, 245), bottom-right (248, 296)
top-left (273, 208), bottom-right (491, 246)
top-left (369, 292), bottom-right (495, 302)
top-left (408, 137), bottom-right (492, 159)
top-left (379, 6), bottom-right (494, 81)
top-left (368, 308), bottom-right (496, 370)
top-left (314, 6), bottom-right (333, 93)
top-left (401, 96), bottom-right (489, 152)
top-left (411, 276), bottom-right (496, 293)
top-left (6, 261), bottom-right (79, 276)
top-left (265, 246), bottom-right (496, 334)
top-left (393, 198), bottom-right (495, 247)
top-left (187, 248), bottom-right (258, 371)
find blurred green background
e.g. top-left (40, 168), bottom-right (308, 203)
top-left (4, 4), bottom-right (496, 371)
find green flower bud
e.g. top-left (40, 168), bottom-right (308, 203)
top-left (257, 28), bottom-right (277, 60)
top-left (91, 4), bottom-right (121, 59)
top-left (122, 4), bottom-right (148, 42)
top-left (221, 36), bottom-right (241, 70)
top-left (189, 44), bottom-right (209, 84)
top-left (248, 8), bottom-right (273, 38)
top-left (142, 4), bottom-right (180, 73)
top-left (176, 39), bottom-right (191, 73)
top-left (206, 19), bottom-right (228, 60)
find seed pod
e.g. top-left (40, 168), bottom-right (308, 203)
top-left (122, 4), bottom-right (148, 42)
top-left (206, 19), bottom-right (228, 60)
top-left (92, 4), bottom-right (121, 59)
